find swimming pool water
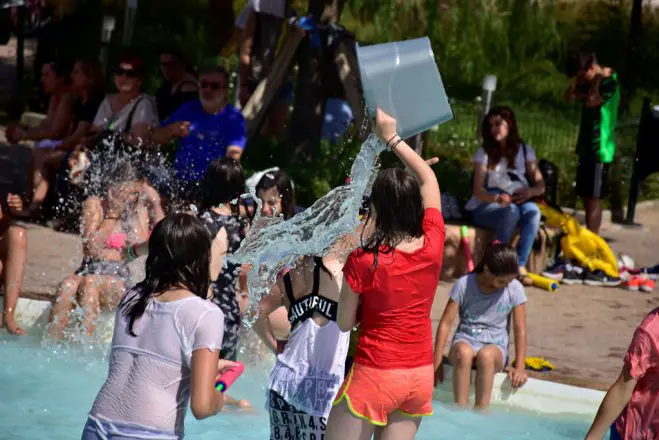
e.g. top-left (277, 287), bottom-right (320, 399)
top-left (0, 333), bottom-right (598, 440)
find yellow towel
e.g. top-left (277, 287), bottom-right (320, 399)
top-left (523, 357), bottom-right (555, 372)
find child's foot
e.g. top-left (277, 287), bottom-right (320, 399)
top-left (518, 267), bottom-right (533, 286)
top-left (236, 399), bottom-right (252, 410)
top-left (2, 311), bottom-right (25, 335)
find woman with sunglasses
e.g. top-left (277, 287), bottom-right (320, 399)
top-left (70, 55), bottom-right (165, 230)
top-left (151, 66), bottom-right (247, 207)
top-left (88, 55), bottom-right (159, 144)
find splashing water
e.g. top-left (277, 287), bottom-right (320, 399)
top-left (233, 134), bottom-right (386, 323)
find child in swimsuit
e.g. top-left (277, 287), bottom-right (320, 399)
top-left (586, 306), bottom-right (659, 440)
top-left (326, 109), bottom-right (445, 440)
top-left (48, 164), bottom-right (152, 339)
top-left (434, 241), bottom-right (528, 410)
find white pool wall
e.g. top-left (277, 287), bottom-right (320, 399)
top-left (4, 297), bottom-right (605, 418)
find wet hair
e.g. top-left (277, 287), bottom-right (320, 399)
top-left (255, 171), bottom-right (296, 220)
top-left (199, 66), bottom-right (230, 85)
top-left (116, 53), bottom-right (146, 77)
top-left (361, 168), bottom-right (424, 268)
top-left (107, 162), bottom-right (138, 186)
top-left (473, 241), bottom-right (519, 276)
top-left (481, 106), bottom-right (524, 170)
top-left (201, 157), bottom-right (247, 215)
top-left (120, 214), bottom-right (212, 336)
top-left (567, 51), bottom-right (597, 78)
top-left (75, 58), bottom-right (105, 94)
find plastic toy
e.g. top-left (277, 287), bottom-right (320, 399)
top-left (537, 203), bottom-right (619, 279)
top-left (215, 361), bottom-right (245, 392)
top-left (528, 273), bottom-right (558, 292)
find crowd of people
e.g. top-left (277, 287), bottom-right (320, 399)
top-left (0, 19), bottom-right (657, 437)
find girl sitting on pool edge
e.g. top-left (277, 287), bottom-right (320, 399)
top-left (434, 241), bottom-right (528, 410)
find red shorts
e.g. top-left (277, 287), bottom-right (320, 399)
top-left (333, 362), bottom-right (434, 426)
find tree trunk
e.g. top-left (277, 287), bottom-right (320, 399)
top-left (287, 0), bottom-right (345, 162)
top-left (207, 0), bottom-right (235, 53)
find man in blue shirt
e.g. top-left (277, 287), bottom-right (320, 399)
top-left (152, 66), bottom-right (246, 202)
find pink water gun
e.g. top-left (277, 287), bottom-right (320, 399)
top-left (215, 361), bottom-right (245, 392)
top-left (460, 226), bottom-right (474, 273)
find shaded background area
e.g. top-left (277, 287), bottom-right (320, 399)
top-left (2, 0), bottom-right (659, 209)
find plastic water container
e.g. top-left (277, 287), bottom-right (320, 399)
top-left (356, 37), bottom-right (453, 139)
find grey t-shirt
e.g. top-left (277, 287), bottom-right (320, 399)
top-left (450, 273), bottom-right (527, 350)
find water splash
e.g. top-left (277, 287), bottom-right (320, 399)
top-left (233, 134), bottom-right (386, 322)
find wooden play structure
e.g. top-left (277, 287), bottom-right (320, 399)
top-left (240, 16), bottom-right (368, 142)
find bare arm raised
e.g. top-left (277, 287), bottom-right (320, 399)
top-left (374, 108), bottom-right (441, 211)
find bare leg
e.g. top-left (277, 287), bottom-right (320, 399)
top-left (48, 275), bottom-right (82, 339)
top-left (448, 342), bottom-right (475, 408)
top-left (583, 197), bottom-right (602, 235)
top-left (326, 399), bottom-right (376, 440)
top-left (379, 411), bottom-right (422, 440)
top-left (0, 225), bottom-right (28, 335)
top-left (79, 275), bottom-right (104, 337)
top-left (474, 345), bottom-right (504, 410)
top-left (97, 275), bottom-right (125, 311)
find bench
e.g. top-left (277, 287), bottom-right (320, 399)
top-left (441, 222), bottom-right (561, 281)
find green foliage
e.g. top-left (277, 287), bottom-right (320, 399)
top-left (241, 135), bottom-right (364, 206)
top-left (92, 0), bottom-right (659, 208)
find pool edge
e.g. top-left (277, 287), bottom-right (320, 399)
top-left (5, 297), bottom-right (605, 419)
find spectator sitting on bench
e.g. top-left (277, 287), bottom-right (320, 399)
top-left (5, 58), bottom-right (74, 149)
top-left (465, 106), bottom-right (546, 285)
top-left (21, 59), bottom-right (105, 219)
top-left (151, 66), bottom-right (246, 207)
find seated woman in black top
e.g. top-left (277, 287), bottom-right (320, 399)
top-left (155, 48), bottom-right (199, 121)
top-left (20, 59), bottom-right (105, 219)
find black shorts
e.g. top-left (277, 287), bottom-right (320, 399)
top-left (576, 158), bottom-right (609, 199)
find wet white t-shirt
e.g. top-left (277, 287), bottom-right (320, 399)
top-left (89, 291), bottom-right (224, 435)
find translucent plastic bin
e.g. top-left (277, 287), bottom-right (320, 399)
top-left (356, 37), bottom-right (453, 139)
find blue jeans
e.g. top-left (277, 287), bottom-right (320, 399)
top-left (471, 201), bottom-right (541, 267)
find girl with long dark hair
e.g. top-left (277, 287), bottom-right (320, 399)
top-left (82, 214), bottom-right (237, 439)
top-left (434, 241), bottom-right (528, 410)
top-left (326, 109), bottom-right (444, 440)
top-left (126, 158), bottom-right (252, 409)
top-left (466, 106), bottom-right (545, 284)
top-left (198, 157), bottom-right (252, 409)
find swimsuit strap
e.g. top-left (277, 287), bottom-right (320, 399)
top-left (282, 273), bottom-right (296, 305)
